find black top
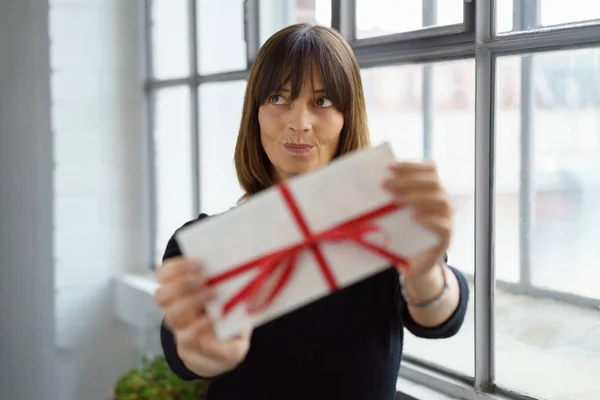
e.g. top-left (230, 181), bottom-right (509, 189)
top-left (160, 213), bottom-right (470, 400)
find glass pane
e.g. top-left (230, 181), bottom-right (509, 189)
top-left (197, 0), bottom-right (247, 74)
top-left (495, 48), bottom-right (600, 399)
top-left (356, 0), bottom-right (464, 39)
top-left (199, 81), bottom-right (246, 215)
top-left (496, 0), bottom-right (600, 33)
top-left (154, 87), bottom-right (194, 263)
top-left (260, 0), bottom-right (332, 45)
top-left (362, 59), bottom-right (475, 377)
top-left (151, 0), bottom-right (190, 79)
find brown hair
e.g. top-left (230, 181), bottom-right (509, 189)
top-left (234, 24), bottom-right (370, 199)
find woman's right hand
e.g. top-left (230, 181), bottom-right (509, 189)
top-left (153, 257), bottom-right (252, 377)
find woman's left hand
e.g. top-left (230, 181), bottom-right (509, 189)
top-left (382, 161), bottom-right (453, 278)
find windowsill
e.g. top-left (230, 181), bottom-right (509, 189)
top-left (114, 273), bottom-right (161, 331)
top-left (396, 375), bottom-right (460, 399)
top-left (118, 272), bottom-right (159, 295)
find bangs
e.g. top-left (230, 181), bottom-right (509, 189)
top-left (254, 27), bottom-right (352, 114)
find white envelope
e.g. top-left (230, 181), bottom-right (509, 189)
top-left (176, 142), bottom-right (440, 340)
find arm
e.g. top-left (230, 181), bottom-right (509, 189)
top-left (382, 161), bottom-right (468, 337)
top-left (159, 215), bottom-right (208, 381)
top-left (160, 319), bottom-right (203, 381)
top-left (400, 255), bottom-right (470, 338)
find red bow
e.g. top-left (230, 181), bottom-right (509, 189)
top-left (207, 183), bottom-right (410, 316)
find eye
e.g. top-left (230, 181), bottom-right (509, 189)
top-left (268, 95), bottom-right (287, 105)
top-left (315, 97), bottom-right (333, 107)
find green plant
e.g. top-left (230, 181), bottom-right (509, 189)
top-left (112, 355), bottom-right (209, 400)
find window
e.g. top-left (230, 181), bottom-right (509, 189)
top-left (197, 0), bottom-right (247, 74)
top-left (497, 0), bottom-right (600, 33)
top-left (145, 1), bottom-right (600, 399)
top-left (151, 0), bottom-right (190, 79)
top-left (260, 0), bottom-right (332, 44)
top-left (199, 81), bottom-right (246, 215)
top-left (363, 59), bottom-right (476, 376)
top-left (356, 0), bottom-right (465, 38)
top-left (153, 87), bottom-right (194, 262)
top-left (495, 48), bottom-right (600, 399)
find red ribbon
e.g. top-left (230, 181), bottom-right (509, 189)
top-left (206, 183), bottom-right (410, 316)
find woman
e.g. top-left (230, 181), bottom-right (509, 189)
top-left (154, 24), bottom-right (469, 400)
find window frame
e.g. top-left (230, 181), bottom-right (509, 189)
top-left (142, 0), bottom-right (600, 398)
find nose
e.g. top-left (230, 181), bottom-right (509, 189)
top-left (288, 103), bottom-right (312, 133)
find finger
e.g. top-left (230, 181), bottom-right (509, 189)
top-left (382, 173), bottom-right (439, 195)
top-left (179, 323), bottom-right (252, 369)
top-left (156, 257), bottom-right (202, 283)
top-left (164, 305), bottom-right (198, 331)
top-left (412, 213), bottom-right (453, 240)
top-left (394, 192), bottom-right (452, 214)
top-left (164, 287), bottom-right (216, 329)
top-left (175, 314), bottom-right (215, 348)
top-left (196, 330), bottom-right (249, 364)
top-left (176, 318), bottom-right (234, 375)
top-left (388, 161), bottom-right (437, 174)
top-left (178, 317), bottom-right (230, 361)
top-left (154, 273), bottom-right (207, 307)
top-left (232, 327), bottom-right (253, 342)
top-left (164, 299), bottom-right (204, 331)
top-left (166, 287), bottom-right (215, 326)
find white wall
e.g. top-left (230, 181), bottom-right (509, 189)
top-left (1, 1), bottom-right (146, 399)
top-left (0, 1), bottom-right (56, 399)
top-left (50, 0), bottom-right (146, 399)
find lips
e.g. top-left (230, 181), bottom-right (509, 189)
top-left (283, 143), bottom-right (314, 154)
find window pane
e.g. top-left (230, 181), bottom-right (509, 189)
top-left (154, 87), bottom-right (194, 263)
top-left (362, 59), bottom-right (475, 377)
top-left (356, 0), bottom-right (464, 39)
top-left (151, 0), bottom-right (190, 79)
top-left (197, 0), bottom-right (247, 74)
top-left (495, 48), bottom-right (600, 399)
top-left (260, 0), bottom-right (331, 45)
top-left (199, 81), bottom-right (246, 215)
top-left (496, 0), bottom-right (600, 33)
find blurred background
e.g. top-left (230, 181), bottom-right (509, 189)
top-left (1, 1), bottom-right (599, 400)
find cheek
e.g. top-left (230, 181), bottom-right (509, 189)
top-left (319, 112), bottom-right (344, 145)
top-left (258, 108), bottom-right (282, 164)
top-left (258, 107), bottom-right (283, 141)
top-left (332, 113), bottom-right (344, 138)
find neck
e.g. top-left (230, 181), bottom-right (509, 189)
top-left (273, 168), bottom-right (294, 183)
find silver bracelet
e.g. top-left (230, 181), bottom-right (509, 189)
top-left (399, 263), bottom-right (448, 309)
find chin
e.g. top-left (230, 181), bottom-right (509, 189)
top-left (283, 167), bottom-right (310, 178)
top-left (279, 162), bottom-right (317, 179)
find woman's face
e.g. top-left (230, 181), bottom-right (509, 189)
top-left (258, 67), bottom-right (344, 182)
